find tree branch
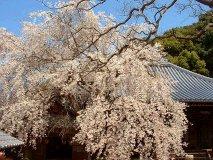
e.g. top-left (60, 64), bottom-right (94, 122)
top-left (195, 0), bottom-right (213, 7)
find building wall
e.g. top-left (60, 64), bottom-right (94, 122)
top-left (186, 103), bottom-right (213, 150)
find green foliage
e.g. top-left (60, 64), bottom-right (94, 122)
top-left (160, 11), bottom-right (213, 77)
top-left (167, 50), bottom-right (209, 76)
top-left (162, 39), bottom-right (183, 55)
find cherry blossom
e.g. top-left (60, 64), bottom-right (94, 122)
top-left (0, 1), bottom-right (187, 159)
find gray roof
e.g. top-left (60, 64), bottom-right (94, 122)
top-left (0, 131), bottom-right (24, 149)
top-left (150, 62), bottom-right (213, 102)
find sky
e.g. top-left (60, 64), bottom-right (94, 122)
top-left (0, 0), bottom-right (205, 36)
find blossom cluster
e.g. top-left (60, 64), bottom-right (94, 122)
top-left (0, 1), bottom-right (187, 159)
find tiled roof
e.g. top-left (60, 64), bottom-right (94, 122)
top-left (0, 131), bottom-right (24, 149)
top-left (150, 62), bottom-right (213, 102)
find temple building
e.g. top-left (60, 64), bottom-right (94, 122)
top-left (0, 130), bottom-right (24, 149)
top-left (0, 130), bottom-right (24, 159)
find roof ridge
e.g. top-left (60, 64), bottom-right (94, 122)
top-left (159, 62), bottom-right (213, 83)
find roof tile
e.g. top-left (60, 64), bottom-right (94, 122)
top-left (150, 62), bottom-right (213, 102)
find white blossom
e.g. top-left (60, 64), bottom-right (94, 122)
top-left (0, 1), bottom-right (187, 159)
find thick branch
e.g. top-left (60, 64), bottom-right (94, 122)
top-left (196, 0), bottom-right (213, 7)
